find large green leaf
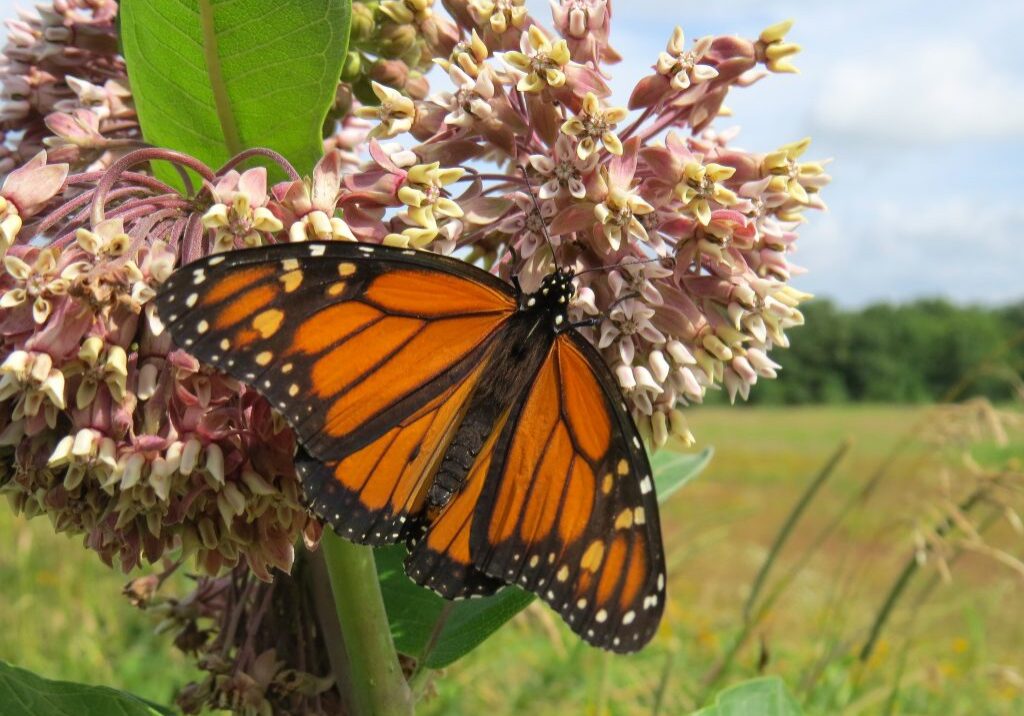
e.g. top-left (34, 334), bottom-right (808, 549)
top-left (652, 446), bottom-right (714, 501)
top-left (377, 546), bottom-right (534, 669)
top-left (692, 677), bottom-right (803, 716)
top-left (378, 444), bottom-right (714, 668)
top-left (120, 0), bottom-right (350, 176)
top-left (0, 661), bottom-right (174, 716)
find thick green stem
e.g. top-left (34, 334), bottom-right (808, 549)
top-left (321, 532), bottom-right (413, 716)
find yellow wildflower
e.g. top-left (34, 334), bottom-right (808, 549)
top-left (470, 0), bottom-right (527, 35)
top-left (354, 81), bottom-right (417, 139)
top-left (504, 26), bottom-right (571, 93)
top-left (388, 163), bottom-right (465, 248)
top-left (561, 92), bottom-right (628, 160)
top-left (438, 30), bottom-right (490, 78)
top-left (675, 161), bottom-right (737, 225)
top-left (758, 19), bottom-right (801, 73)
top-left (763, 137), bottom-right (826, 204)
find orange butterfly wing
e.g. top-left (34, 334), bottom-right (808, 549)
top-left (469, 333), bottom-right (666, 652)
top-left (158, 243), bottom-right (668, 644)
top-left (156, 243), bottom-right (516, 553)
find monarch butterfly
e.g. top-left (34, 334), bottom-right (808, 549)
top-left (155, 240), bottom-right (665, 652)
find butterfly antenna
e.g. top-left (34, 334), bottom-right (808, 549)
top-left (575, 255), bottom-right (672, 276)
top-left (518, 163), bottom-right (560, 270)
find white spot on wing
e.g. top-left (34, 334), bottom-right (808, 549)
top-left (639, 476), bottom-right (652, 494)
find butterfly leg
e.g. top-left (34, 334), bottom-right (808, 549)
top-left (561, 291), bottom-right (642, 333)
top-left (607, 291), bottom-right (640, 311)
top-left (564, 316), bottom-right (600, 332)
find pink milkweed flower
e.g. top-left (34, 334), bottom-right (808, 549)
top-left (560, 91), bottom-right (628, 159)
top-left (607, 258), bottom-right (674, 307)
top-left (202, 168), bottom-right (284, 252)
top-left (430, 65), bottom-right (497, 128)
top-left (630, 28), bottom-right (717, 109)
top-left (599, 297), bottom-right (666, 366)
top-left (527, 135), bottom-right (597, 200)
top-left (592, 139), bottom-right (655, 252)
top-left (272, 151), bottom-right (357, 243)
top-left (0, 151), bottom-right (69, 254)
top-left (498, 191), bottom-right (557, 259)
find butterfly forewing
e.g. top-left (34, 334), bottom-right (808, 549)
top-left (155, 242), bottom-right (516, 546)
top-left (470, 333), bottom-right (666, 652)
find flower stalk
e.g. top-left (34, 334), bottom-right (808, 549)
top-left (320, 533), bottom-right (413, 716)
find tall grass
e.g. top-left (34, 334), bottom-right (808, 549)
top-left (2, 402), bottom-right (1022, 715)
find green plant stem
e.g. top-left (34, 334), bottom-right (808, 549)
top-left (651, 649), bottom-right (676, 716)
top-left (309, 548), bottom-right (355, 708)
top-left (857, 487), bottom-right (987, 663)
top-left (743, 439), bottom-right (851, 621)
top-left (321, 532), bottom-right (413, 716)
top-left (697, 441), bottom-right (850, 705)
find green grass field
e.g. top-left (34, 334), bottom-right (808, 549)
top-left (2, 405), bottom-right (1022, 715)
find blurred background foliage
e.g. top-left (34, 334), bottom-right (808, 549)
top-left (708, 299), bottom-right (1024, 405)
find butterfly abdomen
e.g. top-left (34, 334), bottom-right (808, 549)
top-left (427, 312), bottom-right (555, 510)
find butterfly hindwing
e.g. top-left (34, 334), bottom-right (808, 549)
top-left (155, 242), bottom-right (516, 546)
top-left (469, 332), bottom-right (666, 652)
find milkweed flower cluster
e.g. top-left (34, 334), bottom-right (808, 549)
top-left (0, 1), bottom-right (828, 579)
top-left (339, 10), bottom-right (830, 447)
top-left (1, 0), bottom-right (132, 172)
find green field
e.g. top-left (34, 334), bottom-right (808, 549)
top-left (2, 405), bottom-right (1022, 714)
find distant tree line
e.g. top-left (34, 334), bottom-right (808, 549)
top-left (733, 300), bottom-right (1024, 404)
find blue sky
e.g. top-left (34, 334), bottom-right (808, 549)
top-left (4, 0), bottom-right (1021, 306)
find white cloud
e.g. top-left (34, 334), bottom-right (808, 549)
top-left (813, 39), bottom-right (1024, 142)
top-left (797, 197), bottom-right (1024, 306)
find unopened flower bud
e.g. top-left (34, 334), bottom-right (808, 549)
top-left (702, 333), bottom-right (733, 362)
top-left (350, 2), bottom-right (375, 40)
top-left (615, 364), bottom-right (636, 390)
top-left (180, 437), bottom-right (202, 475)
top-left (204, 443), bottom-right (225, 485)
top-left (649, 350), bottom-right (670, 383)
top-left (341, 51), bottom-right (363, 82)
top-left (651, 410), bottom-right (668, 448)
top-left (378, 24), bottom-right (418, 58)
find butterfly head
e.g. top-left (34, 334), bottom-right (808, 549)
top-left (522, 267), bottom-right (576, 329)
